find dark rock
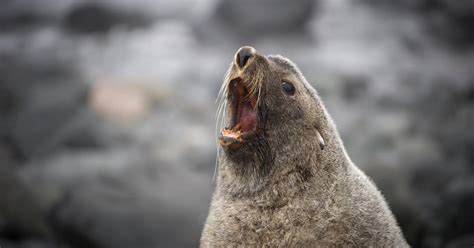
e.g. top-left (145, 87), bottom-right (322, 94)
top-left (0, 214), bottom-right (6, 234)
top-left (360, 0), bottom-right (474, 47)
top-left (404, 78), bottom-right (474, 247)
top-left (0, 48), bottom-right (111, 159)
top-left (9, 82), bottom-right (89, 158)
top-left (47, 190), bottom-right (100, 248)
top-left (341, 75), bottom-right (369, 101)
top-left (411, 179), bottom-right (474, 247)
top-left (49, 181), bottom-right (203, 248)
top-left (446, 234), bottom-right (474, 248)
top-left (0, 165), bottom-right (53, 241)
top-left (441, 180), bottom-right (474, 245)
top-left (214, 0), bottom-right (316, 36)
top-left (414, 81), bottom-right (474, 167)
top-left (0, 238), bottom-right (58, 248)
top-left (416, 0), bottom-right (474, 48)
top-left (0, 0), bottom-right (57, 31)
top-left (358, 0), bottom-right (436, 12)
top-left (63, 3), bottom-right (151, 34)
top-left (0, 12), bottom-right (49, 31)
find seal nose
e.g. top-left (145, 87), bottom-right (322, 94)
top-left (235, 46), bottom-right (255, 69)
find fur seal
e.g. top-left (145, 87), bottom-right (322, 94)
top-left (201, 46), bottom-right (408, 247)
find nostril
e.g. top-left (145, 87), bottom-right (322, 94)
top-left (236, 47), bottom-right (254, 68)
top-left (238, 53), bottom-right (251, 68)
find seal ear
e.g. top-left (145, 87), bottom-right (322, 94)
top-left (316, 129), bottom-right (325, 150)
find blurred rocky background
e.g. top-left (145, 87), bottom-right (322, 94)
top-left (0, 0), bottom-right (473, 247)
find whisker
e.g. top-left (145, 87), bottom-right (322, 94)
top-left (213, 64), bottom-right (234, 181)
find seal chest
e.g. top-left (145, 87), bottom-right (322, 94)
top-left (201, 46), bottom-right (409, 247)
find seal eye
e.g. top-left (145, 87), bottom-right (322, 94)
top-left (282, 81), bottom-right (295, 95)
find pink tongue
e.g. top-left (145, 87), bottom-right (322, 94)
top-left (240, 101), bottom-right (257, 132)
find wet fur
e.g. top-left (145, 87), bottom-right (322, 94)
top-left (202, 50), bottom-right (409, 247)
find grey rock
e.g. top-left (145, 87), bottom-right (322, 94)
top-left (9, 83), bottom-right (88, 158)
top-left (49, 180), bottom-right (204, 248)
top-left (360, 0), bottom-right (474, 46)
top-left (62, 3), bottom-right (152, 34)
top-left (0, 238), bottom-right (58, 248)
top-left (214, 0), bottom-right (316, 36)
top-left (446, 234), bottom-right (474, 248)
top-left (0, 165), bottom-right (53, 240)
top-left (0, 43), bottom-right (110, 159)
top-left (440, 180), bottom-right (474, 245)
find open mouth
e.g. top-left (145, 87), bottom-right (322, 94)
top-left (220, 78), bottom-right (258, 147)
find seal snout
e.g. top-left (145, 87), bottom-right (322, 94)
top-left (235, 46), bottom-right (256, 69)
top-left (219, 46), bottom-right (261, 150)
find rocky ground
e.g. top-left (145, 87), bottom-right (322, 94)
top-left (0, 0), bottom-right (473, 247)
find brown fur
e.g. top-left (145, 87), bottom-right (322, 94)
top-left (201, 47), bottom-right (409, 247)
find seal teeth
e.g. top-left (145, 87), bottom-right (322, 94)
top-left (220, 128), bottom-right (243, 147)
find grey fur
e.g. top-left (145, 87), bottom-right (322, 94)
top-left (201, 48), bottom-right (409, 247)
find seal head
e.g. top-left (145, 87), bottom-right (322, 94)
top-left (217, 46), bottom-right (324, 177)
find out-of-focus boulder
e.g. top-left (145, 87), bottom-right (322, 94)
top-left (48, 176), bottom-right (205, 248)
top-left (441, 180), bottom-right (474, 246)
top-left (9, 81), bottom-right (89, 158)
top-left (359, 0), bottom-right (474, 47)
top-left (446, 234), bottom-right (474, 248)
top-left (214, 0), bottom-right (316, 36)
top-left (0, 238), bottom-right (57, 248)
top-left (358, 0), bottom-right (435, 11)
top-left (0, 0), bottom-right (67, 31)
top-left (0, 49), bottom-right (111, 159)
top-left (405, 80), bottom-right (474, 247)
top-left (432, 0), bottom-right (474, 46)
top-left (0, 165), bottom-right (53, 240)
top-left (62, 3), bottom-right (151, 34)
